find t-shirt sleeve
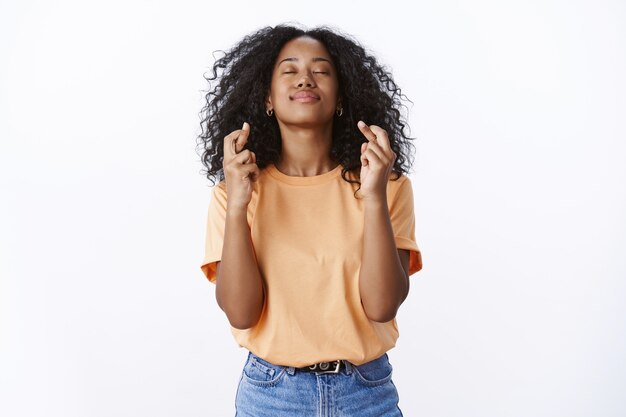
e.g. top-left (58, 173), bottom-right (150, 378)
top-left (389, 176), bottom-right (423, 276)
top-left (200, 182), bottom-right (228, 284)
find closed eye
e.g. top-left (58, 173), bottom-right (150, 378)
top-left (283, 71), bottom-right (329, 74)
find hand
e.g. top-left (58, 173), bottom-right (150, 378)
top-left (222, 122), bottom-right (260, 210)
top-left (357, 120), bottom-right (397, 202)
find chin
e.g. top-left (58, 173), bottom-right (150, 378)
top-left (279, 112), bottom-right (335, 126)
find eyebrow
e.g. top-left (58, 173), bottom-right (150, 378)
top-left (278, 57), bottom-right (332, 66)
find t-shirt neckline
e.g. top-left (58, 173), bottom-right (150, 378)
top-left (266, 163), bottom-right (343, 185)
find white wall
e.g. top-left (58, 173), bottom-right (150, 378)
top-left (1, 0), bottom-right (624, 416)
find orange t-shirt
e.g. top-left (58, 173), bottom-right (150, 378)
top-left (200, 163), bottom-right (423, 367)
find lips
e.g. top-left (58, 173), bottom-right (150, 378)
top-left (291, 91), bottom-right (320, 100)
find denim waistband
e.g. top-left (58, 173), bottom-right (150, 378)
top-left (247, 351), bottom-right (390, 377)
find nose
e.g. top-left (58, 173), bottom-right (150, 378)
top-left (297, 72), bottom-right (315, 88)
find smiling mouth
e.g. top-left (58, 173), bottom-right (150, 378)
top-left (291, 96), bottom-right (320, 103)
top-left (291, 90), bottom-right (321, 101)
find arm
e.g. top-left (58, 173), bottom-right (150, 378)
top-left (215, 206), bottom-right (265, 330)
top-left (359, 197), bottom-right (410, 323)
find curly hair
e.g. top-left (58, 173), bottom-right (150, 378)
top-left (196, 23), bottom-right (417, 193)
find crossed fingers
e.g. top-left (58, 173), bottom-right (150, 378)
top-left (224, 122), bottom-right (251, 161)
top-left (357, 120), bottom-right (396, 163)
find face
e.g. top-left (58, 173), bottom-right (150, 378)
top-left (266, 36), bottom-right (340, 127)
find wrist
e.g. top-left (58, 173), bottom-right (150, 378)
top-left (226, 204), bottom-right (248, 217)
top-left (362, 195), bottom-right (388, 207)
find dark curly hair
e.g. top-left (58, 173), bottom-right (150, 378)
top-left (196, 23), bottom-right (417, 193)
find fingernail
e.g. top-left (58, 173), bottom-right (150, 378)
top-left (242, 122), bottom-right (247, 130)
top-left (358, 121), bottom-right (365, 127)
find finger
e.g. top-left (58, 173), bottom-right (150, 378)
top-left (367, 124), bottom-right (392, 153)
top-left (234, 122), bottom-right (250, 154)
top-left (360, 145), bottom-right (369, 166)
top-left (223, 127), bottom-right (244, 159)
top-left (245, 164), bottom-right (260, 182)
top-left (240, 163), bottom-right (260, 183)
top-left (357, 121), bottom-right (377, 143)
top-left (362, 138), bottom-right (387, 162)
top-left (364, 147), bottom-right (382, 165)
top-left (235, 149), bottom-right (253, 165)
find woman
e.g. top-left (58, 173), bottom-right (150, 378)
top-left (198, 23), bottom-right (423, 416)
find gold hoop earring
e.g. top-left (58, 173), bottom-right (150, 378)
top-left (266, 108), bottom-right (274, 117)
top-left (336, 107), bottom-right (343, 117)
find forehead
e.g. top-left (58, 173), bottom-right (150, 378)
top-left (274, 36), bottom-right (333, 66)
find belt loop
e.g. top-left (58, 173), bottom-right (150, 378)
top-left (343, 360), bottom-right (353, 375)
top-left (286, 366), bottom-right (296, 376)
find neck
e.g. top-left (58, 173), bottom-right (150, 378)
top-left (275, 123), bottom-right (338, 176)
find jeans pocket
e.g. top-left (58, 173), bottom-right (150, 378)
top-left (353, 353), bottom-right (394, 387)
top-left (242, 353), bottom-right (287, 387)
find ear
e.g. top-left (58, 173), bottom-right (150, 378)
top-left (265, 94), bottom-right (272, 109)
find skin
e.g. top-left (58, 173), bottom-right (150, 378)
top-left (265, 36), bottom-right (341, 176)
top-left (215, 35), bottom-right (410, 329)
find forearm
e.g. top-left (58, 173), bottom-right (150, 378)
top-left (215, 206), bottom-right (265, 329)
top-left (359, 198), bottom-right (408, 322)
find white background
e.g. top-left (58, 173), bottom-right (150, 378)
top-left (1, 0), bottom-right (625, 416)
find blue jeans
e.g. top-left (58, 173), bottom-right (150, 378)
top-left (234, 350), bottom-right (404, 416)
